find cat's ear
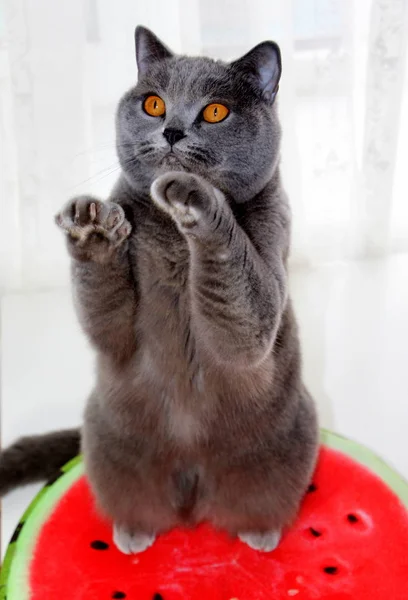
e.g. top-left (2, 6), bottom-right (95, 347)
top-left (231, 42), bottom-right (282, 103)
top-left (134, 26), bottom-right (173, 77)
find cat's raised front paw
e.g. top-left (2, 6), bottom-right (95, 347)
top-left (113, 523), bottom-right (156, 555)
top-left (55, 196), bottom-right (131, 261)
top-left (150, 172), bottom-right (223, 233)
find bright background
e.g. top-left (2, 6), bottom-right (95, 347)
top-left (1, 0), bottom-right (408, 554)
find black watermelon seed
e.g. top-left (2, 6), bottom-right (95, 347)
top-left (347, 513), bottom-right (359, 524)
top-left (309, 527), bottom-right (322, 537)
top-left (112, 593), bottom-right (126, 599)
top-left (90, 540), bottom-right (110, 550)
top-left (324, 566), bottom-right (338, 575)
top-left (153, 594), bottom-right (164, 600)
top-left (308, 483), bottom-right (317, 493)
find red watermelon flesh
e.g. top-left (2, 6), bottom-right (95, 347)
top-left (25, 446), bottom-right (408, 599)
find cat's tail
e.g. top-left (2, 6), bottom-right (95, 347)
top-left (0, 429), bottom-right (81, 497)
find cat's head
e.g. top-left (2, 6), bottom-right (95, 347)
top-left (116, 26), bottom-right (282, 202)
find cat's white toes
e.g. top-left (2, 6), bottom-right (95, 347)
top-left (238, 529), bottom-right (281, 552)
top-left (113, 523), bottom-right (156, 554)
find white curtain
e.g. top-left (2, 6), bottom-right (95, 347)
top-left (1, 0), bottom-right (408, 291)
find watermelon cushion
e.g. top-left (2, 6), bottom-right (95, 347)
top-left (1, 430), bottom-right (408, 600)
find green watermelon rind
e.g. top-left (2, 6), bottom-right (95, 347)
top-left (0, 456), bottom-right (84, 600)
top-left (320, 429), bottom-right (408, 506)
top-left (1, 432), bottom-right (408, 599)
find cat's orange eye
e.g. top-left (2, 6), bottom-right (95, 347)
top-left (203, 103), bottom-right (229, 123)
top-left (143, 95), bottom-right (166, 117)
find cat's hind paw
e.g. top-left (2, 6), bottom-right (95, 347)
top-left (238, 529), bottom-right (281, 552)
top-left (113, 523), bottom-right (156, 555)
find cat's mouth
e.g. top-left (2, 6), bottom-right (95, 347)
top-left (159, 151), bottom-right (190, 171)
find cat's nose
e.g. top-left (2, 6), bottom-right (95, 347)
top-left (163, 128), bottom-right (185, 146)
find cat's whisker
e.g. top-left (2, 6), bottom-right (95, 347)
top-left (87, 165), bottom-right (122, 187)
top-left (71, 141), bottom-right (135, 160)
top-left (69, 161), bottom-right (122, 191)
top-left (138, 147), bottom-right (155, 157)
top-left (189, 146), bottom-right (213, 158)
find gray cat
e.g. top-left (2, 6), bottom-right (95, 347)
top-left (0, 26), bottom-right (318, 554)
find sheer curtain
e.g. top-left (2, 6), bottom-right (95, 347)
top-left (1, 0), bottom-right (408, 291)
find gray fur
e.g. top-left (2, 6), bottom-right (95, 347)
top-left (0, 430), bottom-right (80, 496)
top-left (0, 26), bottom-right (318, 552)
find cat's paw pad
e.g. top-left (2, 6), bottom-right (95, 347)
top-left (113, 523), bottom-right (156, 555)
top-left (238, 530), bottom-right (281, 552)
top-left (151, 172), bottom-right (218, 230)
top-left (55, 197), bottom-right (131, 245)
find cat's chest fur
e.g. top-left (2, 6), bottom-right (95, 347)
top-left (126, 206), bottom-right (206, 441)
top-left (133, 209), bottom-right (190, 311)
